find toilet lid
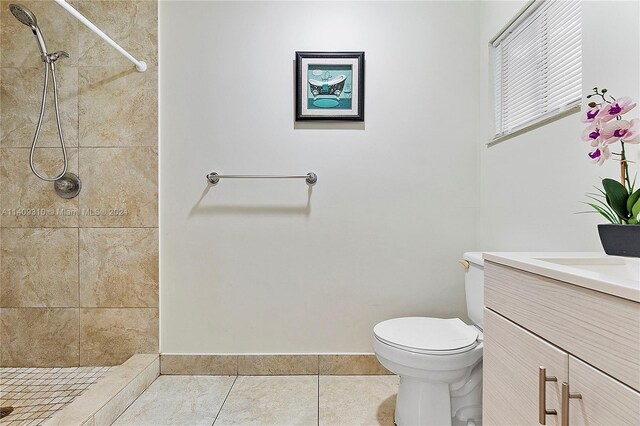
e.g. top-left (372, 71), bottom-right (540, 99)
top-left (374, 317), bottom-right (479, 354)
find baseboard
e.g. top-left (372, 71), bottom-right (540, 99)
top-left (160, 354), bottom-right (392, 376)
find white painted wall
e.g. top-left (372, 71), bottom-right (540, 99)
top-left (478, 1), bottom-right (640, 251)
top-left (159, 1), bottom-right (481, 353)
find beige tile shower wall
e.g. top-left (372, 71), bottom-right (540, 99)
top-left (0, 0), bottom-right (158, 367)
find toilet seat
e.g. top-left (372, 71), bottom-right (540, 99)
top-left (374, 317), bottom-right (479, 355)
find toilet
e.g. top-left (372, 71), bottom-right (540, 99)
top-left (373, 252), bottom-right (484, 426)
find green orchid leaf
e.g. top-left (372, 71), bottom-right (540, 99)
top-left (585, 203), bottom-right (618, 224)
top-left (582, 189), bottom-right (622, 223)
top-left (586, 194), bottom-right (613, 209)
top-left (633, 197), bottom-right (640, 219)
top-left (627, 188), bottom-right (640, 213)
top-left (602, 178), bottom-right (630, 220)
top-left (588, 190), bottom-right (607, 200)
top-left (584, 195), bottom-right (619, 220)
top-left (594, 185), bottom-right (607, 197)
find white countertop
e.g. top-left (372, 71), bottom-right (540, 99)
top-left (483, 252), bottom-right (640, 302)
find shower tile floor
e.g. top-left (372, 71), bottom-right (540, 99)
top-left (0, 366), bottom-right (115, 425)
top-left (115, 375), bottom-right (399, 425)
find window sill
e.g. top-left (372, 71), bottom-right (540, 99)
top-left (488, 104), bottom-right (581, 147)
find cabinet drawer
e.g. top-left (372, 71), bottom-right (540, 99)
top-left (568, 356), bottom-right (640, 425)
top-left (485, 261), bottom-right (640, 391)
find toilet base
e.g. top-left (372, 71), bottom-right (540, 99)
top-left (373, 323), bottom-right (484, 426)
top-left (395, 377), bottom-right (451, 426)
top-left (392, 362), bottom-right (483, 426)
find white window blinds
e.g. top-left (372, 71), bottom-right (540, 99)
top-left (492, 0), bottom-right (582, 139)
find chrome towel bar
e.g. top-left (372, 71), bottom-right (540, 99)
top-left (206, 172), bottom-right (317, 185)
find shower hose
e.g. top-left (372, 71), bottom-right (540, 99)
top-left (30, 52), bottom-right (69, 181)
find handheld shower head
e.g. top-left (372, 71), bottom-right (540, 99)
top-left (8, 3), bottom-right (48, 60)
top-left (9, 3), bottom-right (37, 28)
top-left (8, 3), bottom-right (74, 189)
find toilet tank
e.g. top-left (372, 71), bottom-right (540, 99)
top-left (463, 252), bottom-right (484, 330)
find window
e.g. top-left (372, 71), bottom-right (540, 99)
top-left (491, 0), bottom-right (581, 140)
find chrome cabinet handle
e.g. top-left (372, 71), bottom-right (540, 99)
top-left (561, 382), bottom-right (582, 426)
top-left (539, 367), bottom-right (558, 424)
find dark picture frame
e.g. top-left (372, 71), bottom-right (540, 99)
top-left (295, 51), bottom-right (365, 121)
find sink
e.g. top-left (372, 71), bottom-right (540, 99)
top-left (535, 257), bottom-right (640, 283)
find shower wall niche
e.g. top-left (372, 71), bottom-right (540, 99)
top-left (0, 0), bottom-right (158, 367)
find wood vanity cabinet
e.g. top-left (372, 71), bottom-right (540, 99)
top-left (483, 261), bottom-right (640, 426)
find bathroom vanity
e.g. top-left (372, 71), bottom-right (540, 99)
top-left (482, 253), bottom-right (640, 425)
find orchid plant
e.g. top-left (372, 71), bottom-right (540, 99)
top-left (582, 87), bottom-right (640, 224)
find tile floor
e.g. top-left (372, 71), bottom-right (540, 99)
top-left (0, 366), bottom-right (114, 425)
top-left (115, 375), bottom-right (399, 426)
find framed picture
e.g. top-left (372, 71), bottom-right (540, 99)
top-left (295, 51), bottom-right (365, 121)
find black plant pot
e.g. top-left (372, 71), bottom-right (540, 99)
top-left (598, 224), bottom-right (640, 257)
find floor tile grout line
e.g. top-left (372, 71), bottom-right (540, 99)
top-left (317, 373), bottom-right (320, 426)
top-left (211, 375), bottom-right (238, 426)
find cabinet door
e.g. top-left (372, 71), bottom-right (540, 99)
top-left (568, 356), bottom-right (640, 425)
top-left (484, 308), bottom-right (568, 426)
top-left (485, 262), bottom-right (640, 391)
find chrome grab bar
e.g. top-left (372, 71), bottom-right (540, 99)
top-left (206, 172), bottom-right (317, 185)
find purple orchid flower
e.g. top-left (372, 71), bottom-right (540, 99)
top-left (596, 96), bottom-right (636, 122)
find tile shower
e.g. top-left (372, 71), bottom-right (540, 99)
top-left (0, 0), bottom-right (158, 422)
top-left (0, 366), bottom-right (113, 424)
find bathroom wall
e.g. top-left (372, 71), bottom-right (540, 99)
top-left (478, 0), bottom-right (640, 251)
top-left (160, 1), bottom-right (481, 353)
top-left (0, 0), bottom-right (158, 366)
